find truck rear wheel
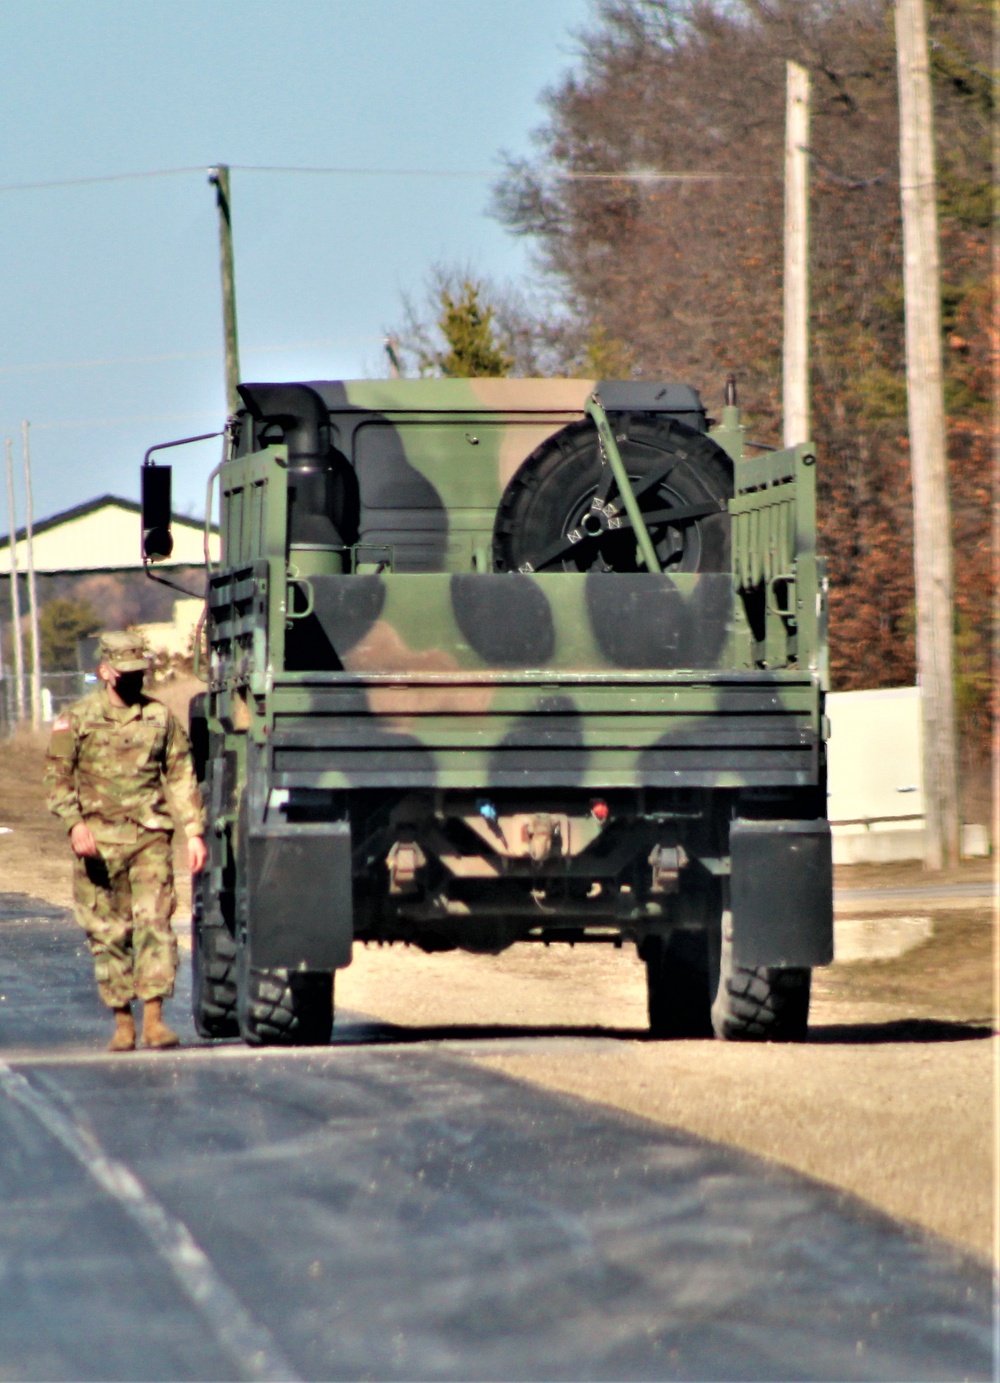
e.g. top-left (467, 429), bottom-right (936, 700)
top-left (641, 931), bottom-right (714, 1038)
top-left (711, 923), bottom-right (811, 1042)
top-left (236, 951), bottom-right (334, 1047)
top-left (191, 878), bottom-right (239, 1040)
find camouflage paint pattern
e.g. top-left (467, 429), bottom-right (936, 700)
top-left (204, 379), bottom-right (826, 797)
top-left (73, 830), bottom-right (179, 1007)
top-left (45, 688), bottom-right (205, 841)
top-left (45, 685), bottom-right (203, 1006)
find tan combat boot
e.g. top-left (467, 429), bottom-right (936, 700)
top-left (142, 998), bottom-right (180, 1050)
top-left (108, 1005), bottom-right (136, 1052)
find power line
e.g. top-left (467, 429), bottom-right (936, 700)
top-left (0, 167), bottom-right (205, 194)
top-left (0, 335), bottom-right (385, 375)
top-left (237, 164), bottom-right (504, 179)
top-left (0, 163), bottom-right (735, 196)
top-left (231, 164), bottom-right (731, 182)
top-left (0, 349), bottom-right (215, 374)
top-left (30, 411), bottom-right (220, 432)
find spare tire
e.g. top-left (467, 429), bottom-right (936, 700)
top-left (493, 414), bottom-right (733, 574)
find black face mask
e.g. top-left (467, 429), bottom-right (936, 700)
top-left (114, 671), bottom-right (146, 705)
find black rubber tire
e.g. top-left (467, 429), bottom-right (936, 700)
top-left (493, 415), bottom-right (732, 574)
top-left (191, 885), bottom-right (240, 1039)
top-left (641, 930), bottom-right (714, 1038)
top-left (236, 947), bottom-right (334, 1047)
top-left (191, 738), bottom-right (240, 1039)
top-left (711, 920), bottom-right (811, 1042)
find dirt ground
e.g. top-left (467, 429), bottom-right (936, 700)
top-left (2, 724), bottom-right (996, 1264)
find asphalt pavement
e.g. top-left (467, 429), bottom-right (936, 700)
top-left (835, 878), bottom-right (998, 906)
top-left (0, 893), bottom-right (994, 1383)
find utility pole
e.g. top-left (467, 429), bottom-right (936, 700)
top-left (208, 165), bottom-right (241, 416)
top-left (783, 61), bottom-right (811, 448)
top-left (895, 0), bottom-right (960, 869)
top-left (21, 422), bottom-right (42, 730)
top-left (4, 438), bottom-right (25, 726)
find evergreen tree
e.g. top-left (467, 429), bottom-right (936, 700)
top-left (39, 597), bottom-right (99, 671)
top-left (419, 281), bottom-right (514, 378)
top-left (580, 322), bottom-right (635, 378)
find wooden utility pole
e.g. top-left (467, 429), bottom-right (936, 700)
top-left (21, 422), bottom-right (42, 730)
top-left (4, 437), bottom-right (25, 725)
top-left (783, 61), bottom-right (811, 448)
top-left (208, 165), bottom-right (241, 415)
top-left (895, 0), bottom-right (960, 869)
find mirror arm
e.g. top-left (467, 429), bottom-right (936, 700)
top-left (140, 561), bottom-right (205, 599)
top-left (142, 430), bottom-right (225, 469)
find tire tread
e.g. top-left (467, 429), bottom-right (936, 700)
top-left (713, 959), bottom-right (810, 1041)
top-left (238, 965), bottom-right (334, 1047)
top-left (192, 889), bottom-right (240, 1039)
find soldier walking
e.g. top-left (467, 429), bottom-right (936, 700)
top-left (44, 631), bottom-right (207, 1051)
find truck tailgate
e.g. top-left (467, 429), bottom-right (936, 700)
top-left (269, 669), bottom-right (822, 790)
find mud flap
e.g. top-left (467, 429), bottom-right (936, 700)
top-left (730, 819), bottom-right (833, 968)
top-left (246, 819), bottom-right (354, 970)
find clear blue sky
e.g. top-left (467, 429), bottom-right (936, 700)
top-left (1, 0), bottom-right (592, 525)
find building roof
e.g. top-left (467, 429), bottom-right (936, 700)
top-left (0, 494), bottom-right (219, 575)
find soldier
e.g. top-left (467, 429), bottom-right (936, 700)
top-left (44, 630), bottom-right (208, 1052)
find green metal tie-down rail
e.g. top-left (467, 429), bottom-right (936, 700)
top-left (585, 393), bottom-right (662, 574)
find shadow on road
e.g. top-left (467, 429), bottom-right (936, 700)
top-left (332, 1014), bottom-right (997, 1048)
top-left (808, 1017), bottom-right (995, 1044)
top-left (333, 1017), bottom-right (652, 1045)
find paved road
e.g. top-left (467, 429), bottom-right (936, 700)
top-left (835, 879), bottom-right (997, 906)
top-left (0, 894), bottom-right (994, 1383)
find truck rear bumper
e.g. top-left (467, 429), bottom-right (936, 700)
top-left (268, 670), bottom-right (823, 791)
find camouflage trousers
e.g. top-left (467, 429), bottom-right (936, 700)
top-left (73, 829), bottom-right (178, 1009)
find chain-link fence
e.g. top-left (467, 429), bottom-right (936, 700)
top-left (0, 672), bottom-right (90, 737)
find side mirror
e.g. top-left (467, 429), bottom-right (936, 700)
top-left (141, 462), bottom-right (174, 560)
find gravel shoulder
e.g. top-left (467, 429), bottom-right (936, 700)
top-left (331, 927), bottom-right (996, 1263)
top-left (3, 728), bottom-right (996, 1263)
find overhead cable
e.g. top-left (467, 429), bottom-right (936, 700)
top-left (0, 163), bottom-right (734, 196)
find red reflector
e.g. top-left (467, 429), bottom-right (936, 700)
top-left (590, 799), bottom-right (609, 822)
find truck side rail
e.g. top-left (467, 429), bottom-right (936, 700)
top-left (728, 443), bottom-right (825, 678)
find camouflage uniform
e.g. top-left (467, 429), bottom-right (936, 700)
top-left (44, 664), bottom-right (205, 1011)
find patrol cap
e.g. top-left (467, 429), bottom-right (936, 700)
top-left (98, 630), bottom-right (149, 672)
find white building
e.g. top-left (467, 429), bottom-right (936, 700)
top-left (0, 494), bottom-right (219, 574)
top-left (826, 686), bottom-right (925, 863)
top-left (141, 598), bottom-right (204, 660)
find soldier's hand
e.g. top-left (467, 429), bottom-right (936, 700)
top-left (188, 835), bottom-right (208, 875)
top-left (69, 823), bottom-right (99, 858)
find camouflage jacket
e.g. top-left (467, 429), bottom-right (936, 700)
top-left (44, 687), bottom-right (205, 844)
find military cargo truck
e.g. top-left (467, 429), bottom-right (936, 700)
top-left (141, 376), bottom-right (833, 1047)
